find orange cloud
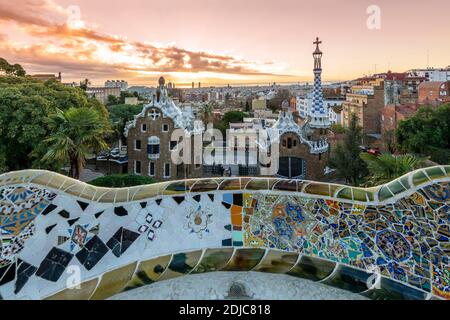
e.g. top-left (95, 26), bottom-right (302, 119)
top-left (0, 0), bottom-right (290, 83)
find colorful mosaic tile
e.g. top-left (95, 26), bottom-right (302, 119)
top-left (0, 167), bottom-right (448, 299)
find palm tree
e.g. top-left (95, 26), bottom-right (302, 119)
top-left (200, 103), bottom-right (213, 126)
top-left (43, 107), bottom-right (110, 179)
top-left (329, 113), bottom-right (368, 186)
top-left (360, 152), bottom-right (426, 186)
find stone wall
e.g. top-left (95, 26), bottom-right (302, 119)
top-left (278, 132), bottom-right (329, 181)
top-left (0, 166), bottom-right (449, 300)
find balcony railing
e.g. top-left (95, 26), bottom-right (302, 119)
top-left (148, 153), bottom-right (160, 160)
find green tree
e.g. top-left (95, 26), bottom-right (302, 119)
top-left (12, 64), bottom-right (26, 77)
top-left (107, 94), bottom-right (119, 106)
top-left (329, 113), bottom-right (368, 186)
top-left (331, 123), bottom-right (346, 134)
top-left (396, 104), bottom-right (450, 164)
top-left (245, 100), bottom-right (251, 112)
top-left (0, 76), bottom-right (108, 172)
top-left (79, 78), bottom-right (90, 90)
top-left (119, 91), bottom-right (135, 104)
top-left (360, 152), bottom-right (426, 186)
top-left (215, 110), bottom-right (248, 134)
top-left (200, 103), bottom-right (213, 126)
top-left (107, 104), bottom-right (143, 142)
top-left (225, 92), bottom-right (231, 106)
top-left (43, 107), bottom-right (110, 179)
top-left (0, 58), bottom-right (26, 76)
top-left (0, 58), bottom-right (11, 74)
top-left (382, 129), bottom-right (397, 154)
top-left (88, 174), bottom-right (155, 187)
top-left (268, 89), bottom-right (291, 112)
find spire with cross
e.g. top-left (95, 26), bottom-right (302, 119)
top-left (313, 37), bottom-right (322, 52)
top-left (309, 37), bottom-right (330, 128)
top-left (313, 37), bottom-right (323, 70)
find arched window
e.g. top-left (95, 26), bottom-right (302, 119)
top-left (147, 136), bottom-right (160, 159)
top-left (287, 138), bottom-right (292, 149)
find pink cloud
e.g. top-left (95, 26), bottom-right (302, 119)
top-left (0, 0), bottom-right (288, 82)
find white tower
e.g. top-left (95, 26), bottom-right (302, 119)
top-left (309, 37), bottom-right (331, 128)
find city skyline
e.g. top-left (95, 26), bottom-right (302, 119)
top-left (1, 0), bottom-right (449, 86)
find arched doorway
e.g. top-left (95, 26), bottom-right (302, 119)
top-left (277, 157), bottom-right (305, 178)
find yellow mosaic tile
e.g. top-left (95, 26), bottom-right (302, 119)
top-left (30, 173), bottom-right (54, 187)
top-left (61, 180), bottom-right (88, 198)
top-left (44, 278), bottom-right (99, 300)
top-left (124, 255), bottom-right (172, 290)
top-left (192, 248), bottom-right (234, 273)
top-left (252, 250), bottom-right (299, 273)
top-left (96, 189), bottom-right (118, 203)
top-left (90, 262), bottom-right (137, 300)
top-left (131, 184), bottom-right (159, 201)
top-left (114, 188), bottom-right (129, 203)
top-left (79, 184), bottom-right (98, 201)
top-left (158, 250), bottom-right (203, 281)
top-left (304, 182), bottom-right (330, 197)
top-left (46, 174), bottom-right (72, 191)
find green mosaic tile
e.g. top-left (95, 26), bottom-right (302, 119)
top-left (413, 170), bottom-right (430, 187)
top-left (386, 180), bottom-right (407, 195)
top-left (378, 185), bottom-right (394, 201)
top-left (425, 167), bottom-right (446, 180)
top-left (336, 187), bottom-right (353, 200)
top-left (399, 175), bottom-right (411, 189)
top-left (445, 166), bottom-right (450, 177)
top-left (352, 188), bottom-right (368, 202)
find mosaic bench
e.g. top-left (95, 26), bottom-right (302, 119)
top-left (0, 166), bottom-right (449, 300)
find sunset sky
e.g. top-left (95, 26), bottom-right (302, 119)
top-left (0, 0), bottom-right (449, 86)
